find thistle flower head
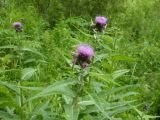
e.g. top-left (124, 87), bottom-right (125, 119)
top-left (76, 44), bottom-right (94, 57)
top-left (72, 44), bottom-right (94, 69)
top-left (12, 22), bottom-right (22, 32)
top-left (12, 22), bottom-right (22, 28)
top-left (95, 16), bottom-right (107, 25)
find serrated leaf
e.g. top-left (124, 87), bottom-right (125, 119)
top-left (86, 92), bottom-right (112, 120)
top-left (21, 68), bottom-right (37, 81)
top-left (26, 80), bottom-right (77, 102)
top-left (112, 69), bottom-right (130, 80)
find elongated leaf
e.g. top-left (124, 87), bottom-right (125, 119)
top-left (90, 72), bottom-right (120, 86)
top-left (112, 55), bottom-right (136, 62)
top-left (0, 81), bottom-right (19, 94)
top-left (64, 104), bottom-right (79, 120)
top-left (0, 45), bottom-right (18, 49)
top-left (0, 81), bottom-right (41, 93)
top-left (112, 92), bottom-right (139, 100)
top-left (21, 68), bottom-right (37, 81)
top-left (107, 105), bottom-right (136, 116)
top-left (0, 110), bottom-right (19, 120)
top-left (26, 80), bottom-right (77, 102)
top-left (112, 69), bottom-right (130, 80)
top-left (131, 105), bottom-right (160, 119)
top-left (21, 47), bottom-right (45, 58)
top-left (78, 100), bottom-right (95, 106)
top-left (100, 84), bottom-right (140, 96)
top-left (0, 68), bottom-right (19, 73)
top-left (93, 54), bottom-right (108, 63)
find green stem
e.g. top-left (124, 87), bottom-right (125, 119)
top-left (72, 69), bottom-right (84, 106)
top-left (17, 33), bottom-right (24, 120)
top-left (19, 81), bottom-right (23, 120)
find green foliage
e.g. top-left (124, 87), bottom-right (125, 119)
top-left (0, 0), bottom-right (160, 120)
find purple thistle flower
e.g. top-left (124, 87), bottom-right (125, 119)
top-left (95, 16), bottom-right (107, 26)
top-left (73, 44), bottom-right (94, 69)
top-left (77, 44), bottom-right (94, 58)
top-left (94, 16), bottom-right (107, 32)
top-left (12, 22), bottom-right (22, 32)
top-left (12, 22), bottom-right (22, 28)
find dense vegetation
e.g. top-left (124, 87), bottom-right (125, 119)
top-left (0, 0), bottom-right (160, 119)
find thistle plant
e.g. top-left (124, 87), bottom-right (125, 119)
top-left (12, 21), bottom-right (25, 120)
top-left (12, 22), bottom-right (23, 32)
top-left (94, 16), bottom-right (107, 32)
top-left (92, 16), bottom-right (108, 43)
top-left (73, 44), bottom-right (94, 68)
top-left (72, 44), bottom-right (94, 105)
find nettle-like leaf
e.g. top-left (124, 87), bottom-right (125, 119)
top-left (21, 68), bottom-right (37, 81)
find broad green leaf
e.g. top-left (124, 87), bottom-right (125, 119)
top-left (21, 68), bottom-right (37, 81)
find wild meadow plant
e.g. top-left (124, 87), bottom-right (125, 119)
top-left (0, 2), bottom-right (160, 119)
top-left (94, 16), bottom-right (108, 32)
top-left (12, 22), bottom-right (23, 32)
